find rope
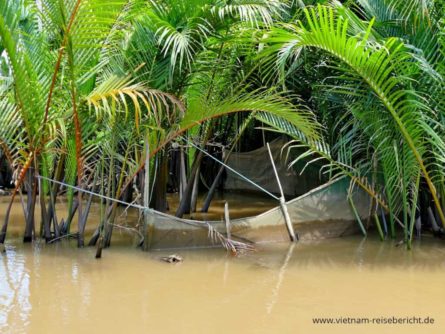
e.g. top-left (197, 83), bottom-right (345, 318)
top-left (181, 137), bottom-right (280, 201)
top-left (36, 175), bottom-right (153, 212)
top-left (38, 137), bottom-right (281, 207)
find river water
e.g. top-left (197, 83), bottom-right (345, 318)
top-left (1, 198), bottom-right (445, 333)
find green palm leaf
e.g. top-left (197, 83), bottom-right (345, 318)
top-left (264, 4), bottom-right (445, 225)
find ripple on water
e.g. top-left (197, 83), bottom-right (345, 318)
top-left (1, 236), bottom-right (445, 333)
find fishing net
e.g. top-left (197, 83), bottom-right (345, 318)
top-left (144, 177), bottom-right (371, 250)
top-left (223, 137), bottom-right (324, 197)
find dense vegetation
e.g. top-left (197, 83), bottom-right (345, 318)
top-left (1, 0), bottom-right (444, 250)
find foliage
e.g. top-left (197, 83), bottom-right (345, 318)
top-left (2, 0), bottom-right (445, 248)
top-left (0, 0), bottom-right (318, 246)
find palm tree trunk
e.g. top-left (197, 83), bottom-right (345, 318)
top-left (23, 169), bottom-right (37, 242)
top-left (62, 200), bottom-right (78, 235)
top-left (190, 164), bottom-right (200, 213)
top-left (47, 153), bottom-right (65, 238)
top-left (77, 171), bottom-right (99, 246)
top-left (201, 114), bottom-right (253, 212)
top-left (176, 151), bottom-right (203, 217)
top-left (39, 179), bottom-right (51, 242)
top-left (103, 205), bottom-right (116, 248)
top-left (201, 164), bottom-right (224, 213)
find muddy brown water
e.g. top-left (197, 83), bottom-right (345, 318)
top-left (1, 197), bottom-right (445, 334)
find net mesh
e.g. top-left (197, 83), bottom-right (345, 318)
top-left (144, 177), bottom-right (371, 250)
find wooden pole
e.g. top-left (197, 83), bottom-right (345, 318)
top-left (143, 138), bottom-right (152, 250)
top-left (224, 201), bottom-right (231, 241)
top-left (266, 143), bottom-right (297, 242)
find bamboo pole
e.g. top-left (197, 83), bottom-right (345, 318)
top-left (224, 201), bottom-right (231, 241)
top-left (266, 143), bottom-right (297, 242)
top-left (143, 138), bottom-right (152, 250)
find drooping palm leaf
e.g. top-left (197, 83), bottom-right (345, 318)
top-left (263, 4), bottom-right (445, 226)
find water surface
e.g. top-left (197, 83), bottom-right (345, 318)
top-left (1, 198), bottom-right (445, 333)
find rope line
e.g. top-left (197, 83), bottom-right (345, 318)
top-left (36, 175), bottom-right (152, 212)
top-left (38, 137), bottom-right (280, 209)
top-left (181, 137), bottom-right (280, 201)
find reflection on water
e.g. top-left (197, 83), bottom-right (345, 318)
top-left (2, 235), bottom-right (445, 334)
top-left (1, 197), bottom-right (445, 333)
top-left (265, 243), bottom-right (294, 315)
top-left (0, 246), bottom-right (31, 330)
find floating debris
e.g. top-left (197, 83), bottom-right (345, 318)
top-left (160, 254), bottom-right (183, 263)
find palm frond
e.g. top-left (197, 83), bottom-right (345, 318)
top-left (264, 4), bottom-right (445, 225)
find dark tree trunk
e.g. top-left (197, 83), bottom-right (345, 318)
top-left (120, 181), bottom-right (133, 203)
top-left (103, 205), bottom-right (116, 248)
top-left (23, 169), bottom-right (37, 242)
top-left (201, 164), bottom-right (225, 212)
top-left (77, 172), bottom-right (99, 247)
top-left (61, 200), bottom-right (78, 235)
top-left (190, 164), bottom-right (200, 213)
top-left (48, 190), bottom-right (60, 239)
top-left (175, 151), bottom-right (203, 217)
top-left (39, 184), bottom-right (52, 242)
top-left (47, 154), bottom-right (65, 238)
top-left (95, 236), bottom-right (104, 258)
top-left (88, 227), bottom-right (100, 246)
